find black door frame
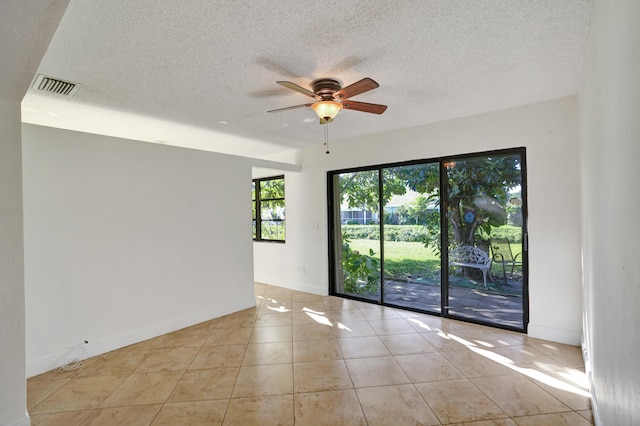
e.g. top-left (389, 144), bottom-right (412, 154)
top-left (327, 147), bottom-right (529, 333)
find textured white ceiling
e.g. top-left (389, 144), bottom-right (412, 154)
top-left (21, 0), bottom-right (593, 158)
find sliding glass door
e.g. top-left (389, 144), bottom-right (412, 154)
top-left (382, 163), bottom-right (441, 313)
top-left (331, 169), bottom-right (381, 301)
top-left (329, 163), bottom-right (442, 312)
top-left (329, 148), bottom-right (528, 332)
top-left (444, 152), bottom-right (527, 329)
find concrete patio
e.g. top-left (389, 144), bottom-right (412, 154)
top-left (381, 279), bottom-right (524, 329)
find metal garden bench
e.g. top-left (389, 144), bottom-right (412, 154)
top-left (448, 245), bottom-right (492, 287)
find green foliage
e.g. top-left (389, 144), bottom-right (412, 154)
top-left (346, 239), bottom-right (441, 283)
top-left (342, 225), bottom-right (428, 243)
top-left (445, 156), bottom-right (520, 246)
top-left (260, 177), bottom-right (284, 199)
top-left (489, 225), bottom-right (522, 243)
top-left (341, 234), bottom-right (380, 294)
top-left (420, 208), bottom-right (442, 254)
top-left (254, 176), bottom-right (285, 241)
top-left (339, 171), bottom-right (381, 212)
top-left (383, 259), bottom-right (441, 282)
top-left (339, 164), bottom-right (439, 213)
top-left (506, 203), bottom-right (523, 227)
top-left (389, 163), bottom-right (440, 195)
top-left (341, 223), bottom-right (519, 254)
top-left (260, 221), bottom-right (285, 240)
top-left (390, 194), bottom-right (437, 225)
top-left (342, 225), bottom-right (380, 240)
top-left (337, 156), bottom-right (521, 250)
top-left (405, 194), bottom-right (431, 224)
top-left (384, 226), bottom-right (427, 242)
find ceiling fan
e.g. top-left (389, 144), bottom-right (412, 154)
top-left (267, 77), bottom-right (387, 124)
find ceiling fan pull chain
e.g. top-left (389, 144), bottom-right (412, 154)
top-left (324, 122), bottom-right (330, 154)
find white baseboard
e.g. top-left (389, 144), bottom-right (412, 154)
top-left (582, 336), bottom-right (601, 425)
top-left (590, 388), bottom-right (601, 425)
top-left (27, 296), bottom-right (256, 378)
top-left (527, 323), bottom-right (582, 345)
top-left (255, 280), bottom-right (328, 296)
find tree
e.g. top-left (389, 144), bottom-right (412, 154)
top-left (442, 156), bottom-right (520, 247)
top-left (259, 177), bottom-right (284, 199)
top-left (337, 155), bottom-right (521, 249)
top-left (338, 169), bottom-right (416, 215)
top-left (406, 194), bottom-right (431, 225)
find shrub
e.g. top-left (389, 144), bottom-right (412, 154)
top-left (490, 225), bottom-right (522, 243)
top-left (341, 225), bottom-right (427, 242)
top-left (340, 224), bottom-right (522, 246)
top-left (341, 233), bottom-right (380, 295)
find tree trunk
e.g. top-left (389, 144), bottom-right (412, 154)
top-left (448, 206), bottom-right (476, 247)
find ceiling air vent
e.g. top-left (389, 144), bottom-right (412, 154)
top-left (33, 74), bottom-right (79, 97)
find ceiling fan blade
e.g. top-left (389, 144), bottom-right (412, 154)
top-left (333, 78), bottom-right (379, 100)
top-left (267, 103), bottom-right (313, 113)
top-left (277, 81), bottom-right (319, 99)
top-left (341, 100), bottom-right (387, 114)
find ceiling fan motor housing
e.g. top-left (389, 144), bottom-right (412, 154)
top-left (311, 78), bottom-right (341, 100)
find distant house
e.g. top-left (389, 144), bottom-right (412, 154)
top-left (341, 190), bottom-right (438, 225)
top-left (340, 207), bottom-right (378, 225)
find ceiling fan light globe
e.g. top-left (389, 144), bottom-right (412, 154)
top-left (312, 101), bottom-right (342, 120)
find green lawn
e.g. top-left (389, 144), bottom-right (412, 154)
top-left (347, 239), bottom-right (436, 260)
top-left (347, 239), bottom-right (441, 282)
top-left (345, 238), bottom-right (522, 284)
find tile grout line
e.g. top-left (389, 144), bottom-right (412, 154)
top-left (27, 283), bottom-right (592, 424)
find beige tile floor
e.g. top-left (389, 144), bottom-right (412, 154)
top-left (28, 283), bottom-right (593, 425)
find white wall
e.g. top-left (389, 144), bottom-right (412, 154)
top-left (0, 101), bottom-right (29, 426)
top-left (0, 1), bottom-right (69, 425)
top-left (255, 96), bottom-right (583, 344)
top-left (253, 161), bottom-right (326, 295)
top-left (22, 124), bottom-right (256, 377)
top-left (579, 1), bottom-right (640, 424)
